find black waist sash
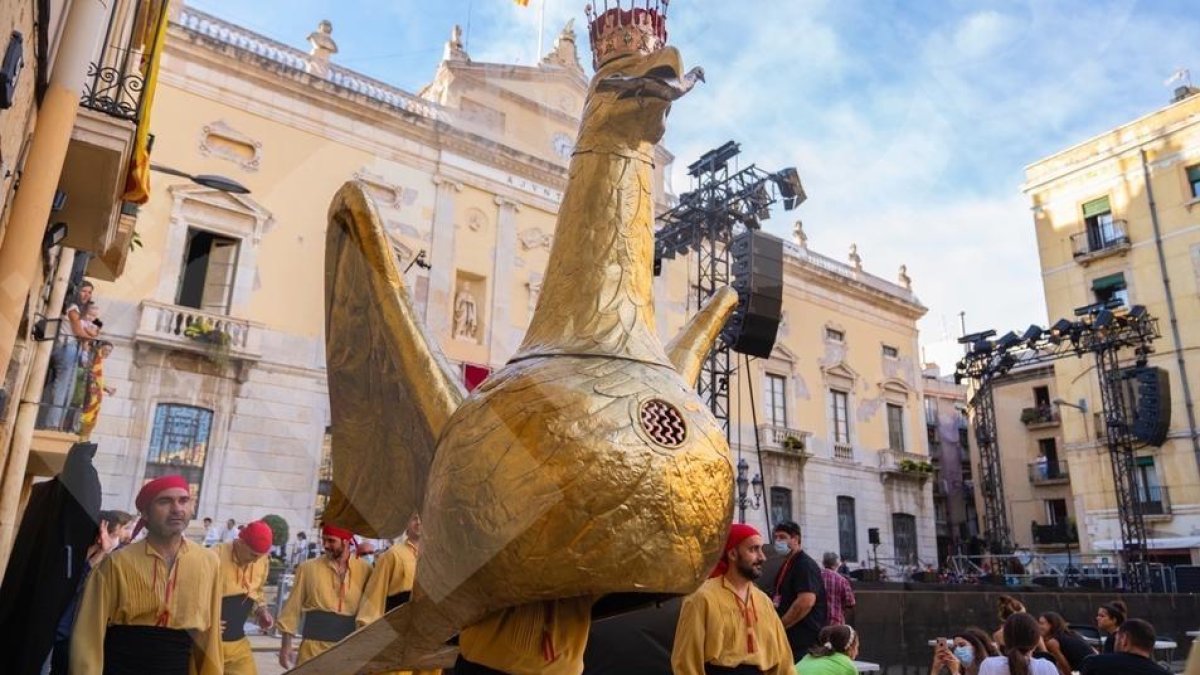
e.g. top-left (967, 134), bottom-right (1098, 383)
top-left (104, 625), bottom-right (192, 675)
top-left (221, 593), bottom-right (252, 641)
top-left (453, 654), bottom-right (510, 675)
top-left (385, 590), bottom-right (412, 612)
top-left (301, 610), bottom-right (356, 642)
top-left (704, 665), bottom-right (764, 675)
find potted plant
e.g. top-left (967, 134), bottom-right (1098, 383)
top-left (783, 435), bottom-right (805, 452)
top-left (899, 458), bottom-right (917, 473)
top-left (1020, 407), bottom-right (1040, 425)
top-left (918, 461), bottom-right (935, 474)
top-left (184, 317), bottom-right (232, 365)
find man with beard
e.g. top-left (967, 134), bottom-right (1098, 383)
top-left (671, 523), bottom-right (793, 675)
top-left (771, 521), bottom-right (826, 657)
top-left (277, 524), bottom-right (372, 667)
top-left (70, 475), bottom-right (222, 675)
top-left (216, 520), bottom-right (275, 675)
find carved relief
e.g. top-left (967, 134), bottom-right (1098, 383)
top-left (526, 276), bottom-right (543, 316)
top-left (518, 227), bottom-right (553, 251)
top-left (353, 168), bottom-right (418, 209)
top-left (465, 207), bottom-right (488, 233)
top-left (198, 120), bottom-right (263, 171)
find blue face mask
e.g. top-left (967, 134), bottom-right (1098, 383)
top-left (773, 540), bottom-right (790, 554)
top-left (953, 645), bottom-right (974, 666)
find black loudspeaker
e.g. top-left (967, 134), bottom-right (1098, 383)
top-left (868, 527), bottom-right (880, 545)
top-left (1127, 366), bottom-right (1171, 446)
top-left (722, 230), bottom-right (783, 358)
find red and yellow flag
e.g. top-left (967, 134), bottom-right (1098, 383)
top-left (514, 0), bottom-right (530, 6)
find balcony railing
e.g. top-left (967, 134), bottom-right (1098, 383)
top-left (135, 301), bottom-right (262, 362)
top-left (1070, 220), bottom-right (1130, 263)
top-left (879, 448), bottom-right (934, 480)
top-left (1032, 521), bottom-right (1078, 546)
top-left (1028, 459), bottom-right (1070, 485)
top-left (1021, 405), bottom-right (1060, 428)
top-left (757, 424), bottom-right (812, 456)
top-left (833, 442), bottom-right (854, 461)
top-left (81, 0), bottom-right (168, 122)
top-left (1136, 485), bottom-right (1170, 517)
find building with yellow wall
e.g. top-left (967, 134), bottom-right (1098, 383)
top-left (0, 0), bottom-right (165, 570)
top-left (58, 3), bottom-right (936, 568)
top-left (1024, 88), bottom-right (1200, 565)
top-left (968, 363), bottom-right (1076, 557)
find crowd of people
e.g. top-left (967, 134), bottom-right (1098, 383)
top-left (928, 595), bottom-right (1175, 675)
top-left (9, 472), bottom-right (1196, 675)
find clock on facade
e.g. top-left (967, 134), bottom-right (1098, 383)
top-left (552, 132), bottom-right (574, 160)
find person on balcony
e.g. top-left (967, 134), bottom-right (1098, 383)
top-left (78, 340), bottom-right (115, 439)
top-left (41, 281), bottom-right (99, 430)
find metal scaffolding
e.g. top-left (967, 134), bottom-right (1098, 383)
top-left (955, 303), bottom-right (1161, 590)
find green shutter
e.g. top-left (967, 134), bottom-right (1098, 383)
top-left (1188, 165), bottom-right (1200, 183)
top-left (1092, 273), bottom-right (1126, 291)
top-left (1082, 196), bottom-right (1111, 218)
top-left (1135, 456), bottom-right (1155, 467)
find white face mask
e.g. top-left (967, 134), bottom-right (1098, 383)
top-left (773, 540), bottom-right (790, 554)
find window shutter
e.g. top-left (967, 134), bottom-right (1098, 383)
top-left (1081, 196), bottom-right (1111, 219)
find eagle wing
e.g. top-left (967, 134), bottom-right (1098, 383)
top-left (323, 181), bottom-right (465, 538)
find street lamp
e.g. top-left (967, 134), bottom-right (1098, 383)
top-left (736, 457), bottom-right (763, 524)
top-left (150, 164), bottom-right (251, 195)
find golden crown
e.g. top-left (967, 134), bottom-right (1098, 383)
top-left (586, 1), bottom-right (669, 70)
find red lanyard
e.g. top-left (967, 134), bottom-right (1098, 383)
top-left (774, 552), bottom-right (798, 598)
top-left (730, 583), bottom-right (759, 654)
top-left (150, 542), bottom-right (183, 627)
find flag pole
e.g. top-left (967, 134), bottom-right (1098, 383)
top-left (537, 0), bottom-right (547, 60)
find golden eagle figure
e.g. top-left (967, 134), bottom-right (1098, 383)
top-left (297, 9), bottom-right (735, 674)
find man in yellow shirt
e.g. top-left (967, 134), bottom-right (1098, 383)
top-left (216, 520), bottom-right (275, 675)
top-left (70, 475), bottom-right (222, 675)
top-left (278, 523), bottom-right (372, 667)
top-left (671, 523), bottom-right (794, 675)
top-left (357, 514), bottom-right (441, 675)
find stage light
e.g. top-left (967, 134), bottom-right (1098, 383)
top-left (773, 167), bottom-right (806, 210)
top-left (972, 338), bottom-right (993, 355)
top-left (1047, 318), bottom-right (1073, 344)
top-left (1021, 324), bottom-right (1043, 346)
top-left (1127, 305), bottom-right (1147, 320)
top-left (1094, 309), bottom-right (1114, 329)
top-left (995, 331), bottom-right (1021, 351)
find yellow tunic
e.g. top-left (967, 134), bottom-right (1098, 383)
top-left (458, 597), bottom-right (595, 675)
top-left (357, 540), bottom-right (417, 627)
top-left (70, 538), bottom-right (223, 675)
top-left (357, 541), bottom-right (439, 675)
top-left (671, 576), bottom-right (794, 675)
top-left (278, 555), bottom-right (372, 664)
top-left (215, 542), bottom-right (270, 675)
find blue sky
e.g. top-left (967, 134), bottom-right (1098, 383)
top-left (186, 0), bottom-right (1200, 369)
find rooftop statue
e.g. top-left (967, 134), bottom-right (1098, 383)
top-left (298, 2), bottom-right (734, 672)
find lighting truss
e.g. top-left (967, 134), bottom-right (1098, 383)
top-left (654, 141), bottom-right (803, 435)
top-left (954, 303), bottom-right (1161, 590)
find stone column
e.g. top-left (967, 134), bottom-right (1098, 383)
top-left (426, 175), bottom-right (462, 339)
top-left (489, 196), bottom-right (520, 364)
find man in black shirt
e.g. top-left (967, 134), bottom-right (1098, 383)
top-left (1080, 618), bottom-right (1170, 675)
top-left (770, 521), bottom-right (827, 657)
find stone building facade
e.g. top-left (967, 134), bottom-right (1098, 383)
top-left (79, 4), bottom-right (936, 566)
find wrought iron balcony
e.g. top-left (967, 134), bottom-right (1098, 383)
top-left (80, 0), bottom-right (167, 122)
top-left (1070, 220), bottom-right (1130, 264)
top-left (1020, 405), bottom-right (1060, 429)
top-left (1028, 459), bottom-right (1070, 486)
top-left (1135, 485), bottom-right (1170, 517)
top-left (134, 300), bottom-right (262, 363)
top-left (756, 424), bottom-right (812, 457)
top-left (1032, 521), bottom-right (1078, 546)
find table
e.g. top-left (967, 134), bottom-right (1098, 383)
top-left (854, 661), bottom-right (881, 673)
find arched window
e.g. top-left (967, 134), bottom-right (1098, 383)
top-left (143, 404), bottom-right (214, 501)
